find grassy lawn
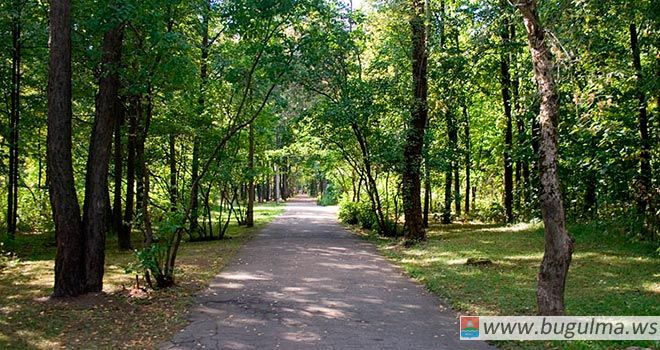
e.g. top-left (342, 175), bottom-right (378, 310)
top-left (0, 203), bottom-right (284, 350)
top-left (359, 221), bottom-right (659, 350)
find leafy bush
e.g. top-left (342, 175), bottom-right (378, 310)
top-left (357, 201), bottom-right (378, 229)
top-left (472, 201), bottom-right (506, 223)
top-left (380, 218), bottom-right (400, 237)
top-left (126, 211), bottom-right (184, 289)
top-left (339, 200), bottom-right (360, 225)
top-left (317, 183), bottom-right (340, 206)
top-left (339, 197), bottom-right (400, 236)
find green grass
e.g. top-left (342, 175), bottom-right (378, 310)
top-left (358, 220), bottom-right (659, 350)
top-left (0, 203), bottom-right (284, 349)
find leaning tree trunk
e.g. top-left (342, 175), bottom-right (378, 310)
top-left (81, 23), bottom-right (123, 293)
top-left (246, 123), bottom-right (255, 227)
top-left (402, 0), bottom-right (429, 243)
top-left (48, 0), bottom-right (85, 297)
top-left (518, 0), bottom-right (573, 316)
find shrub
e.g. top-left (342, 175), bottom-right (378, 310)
top-left (357, 201), bottom-right (378, 229)
top-left (317, 183), bottom-right (340, 206)
top-left (339, 200), bottom-right (360, 225)
top-left (379, 218), bottom-right (400, 237)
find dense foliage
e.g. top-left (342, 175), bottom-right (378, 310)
top-left (0, 0), bottom-right (657, 316)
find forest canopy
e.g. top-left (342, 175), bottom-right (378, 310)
top-left (0, 0), bottom-right (658, 321)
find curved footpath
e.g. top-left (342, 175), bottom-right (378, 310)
top-left (163, 196), bottom-right (494, 350)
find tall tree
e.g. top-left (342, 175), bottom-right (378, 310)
top-left (169, 133), bottom-right (177, 212)
top-left (6, 0), bottom-right (23, 240)
top-left (463, 104), bottom-right (471, 214)
top-left (190, 0), bottom-right (212, 232)
top-left (113, 102), bottom-right (129, 249)
top-left (48, 0), bottom-right (85, 297)
top-left (517, 0), bottom-right (573, 315)
top-left (402, 0), bottom-right (429, 243)
top-left (501, 4), bottom-right (514, 224)
top-left (629, 23), bottom-right (652, 225)
top-left (81, 21), bottom-right (124, 292)
top-left (246, 122), bottom-right (255, 227)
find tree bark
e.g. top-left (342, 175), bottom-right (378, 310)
top-left (517, 0), bottom-right (573, 315)
top-left (501, 7), bottom-right (514, 224)
top-left (113, 102), bottom-right (129, 249)
top-left (190, 1), bottom-right (211, 232)
top-left (402, 0), bottom-right (428, 243)
top-left (81, 23), bottom-right (123, 292)
top-left (48, 0), bottom-right (85, 297)
top-left (352, 123), bottom-right (387, 235)
top-left (463, 104), bottom-right (471, 214)
top-left (443, 164), bottom-right (452, 224)
top-left (274, 164), bottom-right (281, 201)
top-left (630, 23), bottom-right (652, 222)
top-left (122, 96), bottom-right (138, 245)
top-left (423, 162), bottom-right (431, 227)
top-left (169, 133), bottom-right (177, 211)
top-left (7, 6), bottom-right (21, 240)
top-left (453, 160), bottom-right (460, 216)
top-left (246, 123), bottom-right (255, 227)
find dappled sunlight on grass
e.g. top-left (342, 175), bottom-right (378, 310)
top-left (360, 220), bottom-right (659, 350)
top-left (0, 203), bottom-right (284, 349)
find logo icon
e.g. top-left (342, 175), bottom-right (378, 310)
top-left (460, 316), bottom-right (480, 339)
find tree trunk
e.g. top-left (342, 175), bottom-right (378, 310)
top-left (48, 0), bottom-right (85, 297)
top-left (274, 164), bottom-right (281, 201)
top-left (7, 8), bottom-right (21, 240)
top-left (191, 2), bottom-right (210, 232)
top-left (113, 102), bottom-right (129, 249)
top-left (630, 23), bottom-right (652, 223)
top-left (281, 158), bottom-right (289, 200)
top-left (246, 123), bottom-right (255, 227)
top-left (463, 104), bottom-right (471, 214)
top-left (122, 96), bottom-right (138, 245)
top-left (501, 7), bottom-right (514, 224)
top-left (453, 161), bottom-right (460, 216)
top-left (135, 112), bottom-right (144, 220)
top-left (423, 162), bottom-right (431, 227)
top-left (82, 23), bottom-right (123, 292)
top-left (518, 0), bottom-right (573, 316)
top-left (190, 139), bottom-right (200, 230)
top-left (443, 164), bottom-right (452, 224)
top-left (402, 0), bottom-right (428, 243)
top-left (265, 176), bottom-right (270, 201)
top-left (169, 133), bottom-right (177, 211)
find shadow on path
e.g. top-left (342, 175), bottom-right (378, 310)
top-left (163, 195), bottom-right (494, 350)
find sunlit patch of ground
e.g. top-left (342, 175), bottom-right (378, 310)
top-left (0, 203), bottom-right (284, 349)
top-left (355, 219), bottom-right (659, 350)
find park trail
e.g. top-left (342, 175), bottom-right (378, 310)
top-left (163, 195), bottom-right (495, 350)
